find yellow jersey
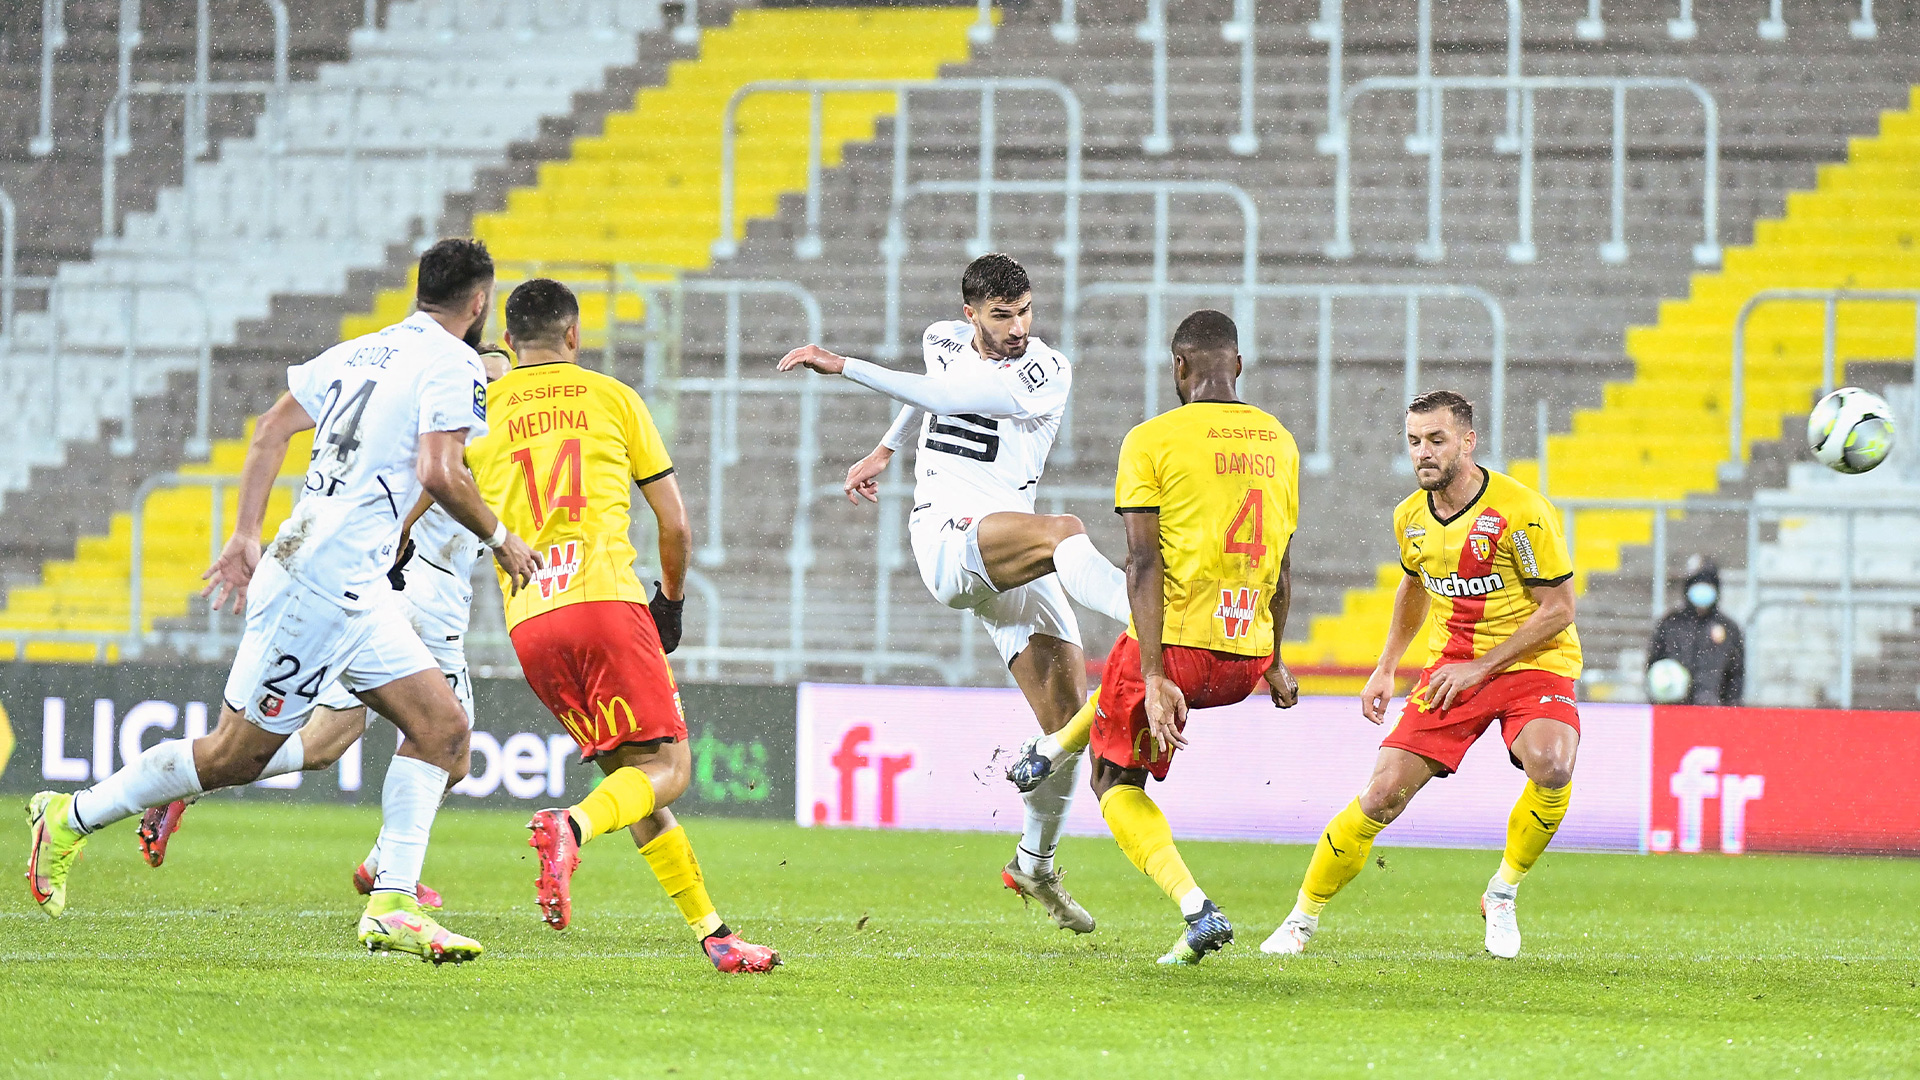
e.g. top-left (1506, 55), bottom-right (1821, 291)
top-left (466, 361), bottom-right (674, 631)
top-left (1394, 467), bottom-right (1582, 678)
top-left (1114, 401), bottom-right (1300, 657)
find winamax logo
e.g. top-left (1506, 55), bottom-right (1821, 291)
top-left (1215, 587), bottom-right (1262, 640)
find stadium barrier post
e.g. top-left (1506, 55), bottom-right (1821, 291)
top-left (1536, 397), bottom-right (1550, 497)
top-left (1508, 87), bottom-right (1537, 263)
top-left (1407, 0), bottom-right (1432, 155)
top-left (1576, 0), bottom-right (1604, 40)
top-left (1494, 0), bottom-right (1522, 154)
top-left (970, 0), bottom-right (994, 44)
top-left (1852, 0), bottom-right (1877, 38)
top-left (0, 189), bottom-right (14, 348)
top-left (1669, 0), bottom-right (1697, 40)
top-left (1601, 83), bottom-right (1628, 264)
top-left (32, 0), bottom-right (65, 157)
top-left (1650, 507), bottom-right (1668, 625)
top-left (1225, 0), bottom-right (1259, 156)
top-left (1418, 88), bottom-right (1445, 261)
top-left (1312, 0), bottom-right (1343, 154)
top-left (1759, 0), bottom-right (1786, 40)
top-left (1139, 0), bottom-right (1170, 155)
top-left (675, 0), bottom-right (700, 44)
top-left (1053, 0), bottom-right (1078, 43)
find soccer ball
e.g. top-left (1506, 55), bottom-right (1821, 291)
top-left (1646, 658), bottom-right (1691, 704)
top-left (1806, 386), bottom-right (1896, 474)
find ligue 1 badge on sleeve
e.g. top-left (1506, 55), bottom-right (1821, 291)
top-left (472, 380), bottom-right (487, 421)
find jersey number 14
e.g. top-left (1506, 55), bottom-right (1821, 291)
top-left (510, 437), bottom-right (587, 529)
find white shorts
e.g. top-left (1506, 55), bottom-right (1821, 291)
top-left (909, 508), bottom-right (1081, 665)
top-left (312, 598), bottom-right (473, 726)
top-left (223, 560), bottom-right (438, 735)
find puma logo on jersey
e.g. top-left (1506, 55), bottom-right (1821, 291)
top-left (1420, 567), bottom-right (1507, 598)
top-left (1216, 587), bottom-right (1262, 639)
top-left (534, 541), bottom-right (582, 599)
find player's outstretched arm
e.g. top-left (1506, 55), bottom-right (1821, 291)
top-left (417, 429), bottom-right (541, 594)
top-left (201, 392), bottom-right (314, 614)
top-left (1361, 574), bottom-right (1431, 725)
top-left (1264, 542), bottom-right (1299, 708)
top-left (1426, 580), bottom-right (1575, 711)
top-left (638, 472), bottom-right (691, 653)
top-left (778, 345), bottom-right (1022, 418)
top-left (1123, 510), bottom-right (1186, 752)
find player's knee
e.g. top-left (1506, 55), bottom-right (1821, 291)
top-left (1530, 758), bottom-right (1574, 790)
top-left (1048, 513), bottom-right (1087, 543)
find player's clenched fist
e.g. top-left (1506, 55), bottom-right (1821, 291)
top-left (777, 344), bottom-right (848, 376)
top-left (1264, 659), bottom-right (1300, 709)
top-left (490, 532), bottom-right (543, 595)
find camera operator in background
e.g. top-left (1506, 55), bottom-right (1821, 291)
top-left (1647, 557), bottom-right (1745, 706)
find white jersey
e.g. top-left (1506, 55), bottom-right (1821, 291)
top-left (402, 502), bottom-right (483, 639)
top-left (269, 311), bottom-right (489, 610)
top-left (909, 319), bottom-right (1070, 518)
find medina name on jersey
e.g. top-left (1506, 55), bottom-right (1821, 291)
top-left (911, 319), bottom-right (1071, 515)
top-left (269, 311), bottom-right (489, 610)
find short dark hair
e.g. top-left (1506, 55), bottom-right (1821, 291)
top-left (415, 238), bottom-right (494, 309)
top-left (961, 253), bottom-right (1031, 307)
top-left (504, 278), bottom-right (580, 348)
top-left (1171, 309), bottom-right (1238, 356)
top-left (1408, 389), bottom-right (1474, 429)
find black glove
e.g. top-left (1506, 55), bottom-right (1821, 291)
top-left (387, 537), bottom-right (416, 592)
top-left (649, 580), bottom-right (685, 654)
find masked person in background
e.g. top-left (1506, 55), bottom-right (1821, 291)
top-left (1647, 558), bottom-right (1745, 706)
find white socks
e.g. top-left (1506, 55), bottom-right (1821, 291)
top-left (255, 731), bottom-right (307, 780)
top-left (1486, 871), bottom-right (1519, 901)
top-left (1052, 533), bottom-right (1130, 624)
top-left (67, 738), bottom-right (206, 835)
top-left (1017, 750), bottom-right (1082, 877)
top-left (371, 755), bottom-right (449, 896)
top-left (1179, 886), bottom-right (1210, 919)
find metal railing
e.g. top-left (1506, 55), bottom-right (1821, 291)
top-left (1328, 74), bottom-right (1721, 267)
top-left (1075, 281), bottom-right (1506, 471)
top-left (1575, 0), bottom-right (1878, 40)
top-left (1555, 495), bottom-right (1917, 708)
top-left (1405, 0), bottom-right (1525, 157)
top-left (0, 188), bottom-right (16, 346)
top-left (31, 0), bottom-right (66, 156)
top-left (885, 177), bottom-right (1258, 368)
top-left (1132, 0), bottom-right (1260, 156)
top-left (1725, 289), bottom-right (1920, 480)
top-left (26, 280), bottom-right (214, 459)
top-left (713, 78), bottom-right (1082, 263)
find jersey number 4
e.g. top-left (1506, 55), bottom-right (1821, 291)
top-left (510, 437), bottom-right (587, 530)
top-left (1224, 489), bottom-right (1268, 563)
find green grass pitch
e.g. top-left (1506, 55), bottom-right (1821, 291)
top-left (3, 803), bottom-right (1916, 1078)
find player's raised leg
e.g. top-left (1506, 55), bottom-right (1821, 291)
top-left (1263, 747), bottom-right (1437, 956)
top-left (1482, 716), bottom-right (1578, 959)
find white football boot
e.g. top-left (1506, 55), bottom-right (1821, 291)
top-left (1481, 881), bottom-right (1522, 959)
top-left (1260, 906), bottom-right (1318, 956)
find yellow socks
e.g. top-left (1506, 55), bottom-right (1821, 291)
top-left (1297, 798), bottom-right (1389, 916)
top-left (639, 825), bottom-right (724, 938)
top-left (570, 767), bottom-right (656, 843)
top-left (1498, 781), bottom-right (1570, 886)
top-left (1055, 692), bottom-right (1097, 755)
top-left (1100, 784), bottom-right (1202, 910)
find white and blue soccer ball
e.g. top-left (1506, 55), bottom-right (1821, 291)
top-left (1646, 658), bottom-right (1691, 704)
top-left (1806, 386), bottom-right (1896, 474)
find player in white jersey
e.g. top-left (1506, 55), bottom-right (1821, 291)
top-left (25, 241), bottom-right (541, 965)
top-left (132, 348), bottom-right (516, 912)
top-left (778, 254), bottom-right (1131, 934)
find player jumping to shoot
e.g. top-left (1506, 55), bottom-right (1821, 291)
top-left (469, 279), bottom-right (778, 973)
top-left (778, 253), bottom-right (1132, 935)
top-left (1264, 390), bottom-right (1581, 960)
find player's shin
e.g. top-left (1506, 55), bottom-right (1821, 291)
top-left (1497, 780), bottom-right (1570, 889)
top-left (1018, 753), bottom-right (1079, 876)
top-left (66, 738), bottom-right (206, 835)
top-left (1297, 798), bottom-right (1388, 916)
top-left (570, 766), bottom-right (657, 844)
top-left (638, 824), bottom-right (723, 938)
top-left (1099, 784), bottom-right (1205, 914)
top-left (370, 755), bottom-right (449, 896)
top-left (1052, 533), bottom-right (1130, 624)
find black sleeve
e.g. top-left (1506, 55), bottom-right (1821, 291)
top-left (1720, 620), bottom-right (1745, 706)
top-left (1647, 614), bottom-right (1675, 666)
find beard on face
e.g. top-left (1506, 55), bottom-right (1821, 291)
top-left (1415, 456), bottom-right (1458, 492)
top-left (462, 312), bottom-right (487, 349)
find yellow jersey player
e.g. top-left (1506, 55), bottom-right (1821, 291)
top-left (1264, 389), bottom-right (1580, 961)
top-left (1081, 309), bottom-right (1303, 964)
top-left (466, 278), bottom-right (778, 972)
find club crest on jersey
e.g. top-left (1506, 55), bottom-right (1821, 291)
top-left (1420, 567), bottom-right (1506, 598)
top-left (1215, 587), bottom-right (1262, 640)
top-left (1469, 533), bottom-right (1493, 561)
top-left (533, 540), bottom-right (582, 599)
top-left (259, 693), bottom-right (284, 718)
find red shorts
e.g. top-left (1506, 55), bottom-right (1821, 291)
top-left (1384, 666), bottom-right (1581, 775)
top-left (1089, 634), bottom-right (1272, 782)
top-left (510, 600), bottom-right (687, 760)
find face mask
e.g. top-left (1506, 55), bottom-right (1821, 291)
top-left (1687, 582), bottom-right (1717, 609)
